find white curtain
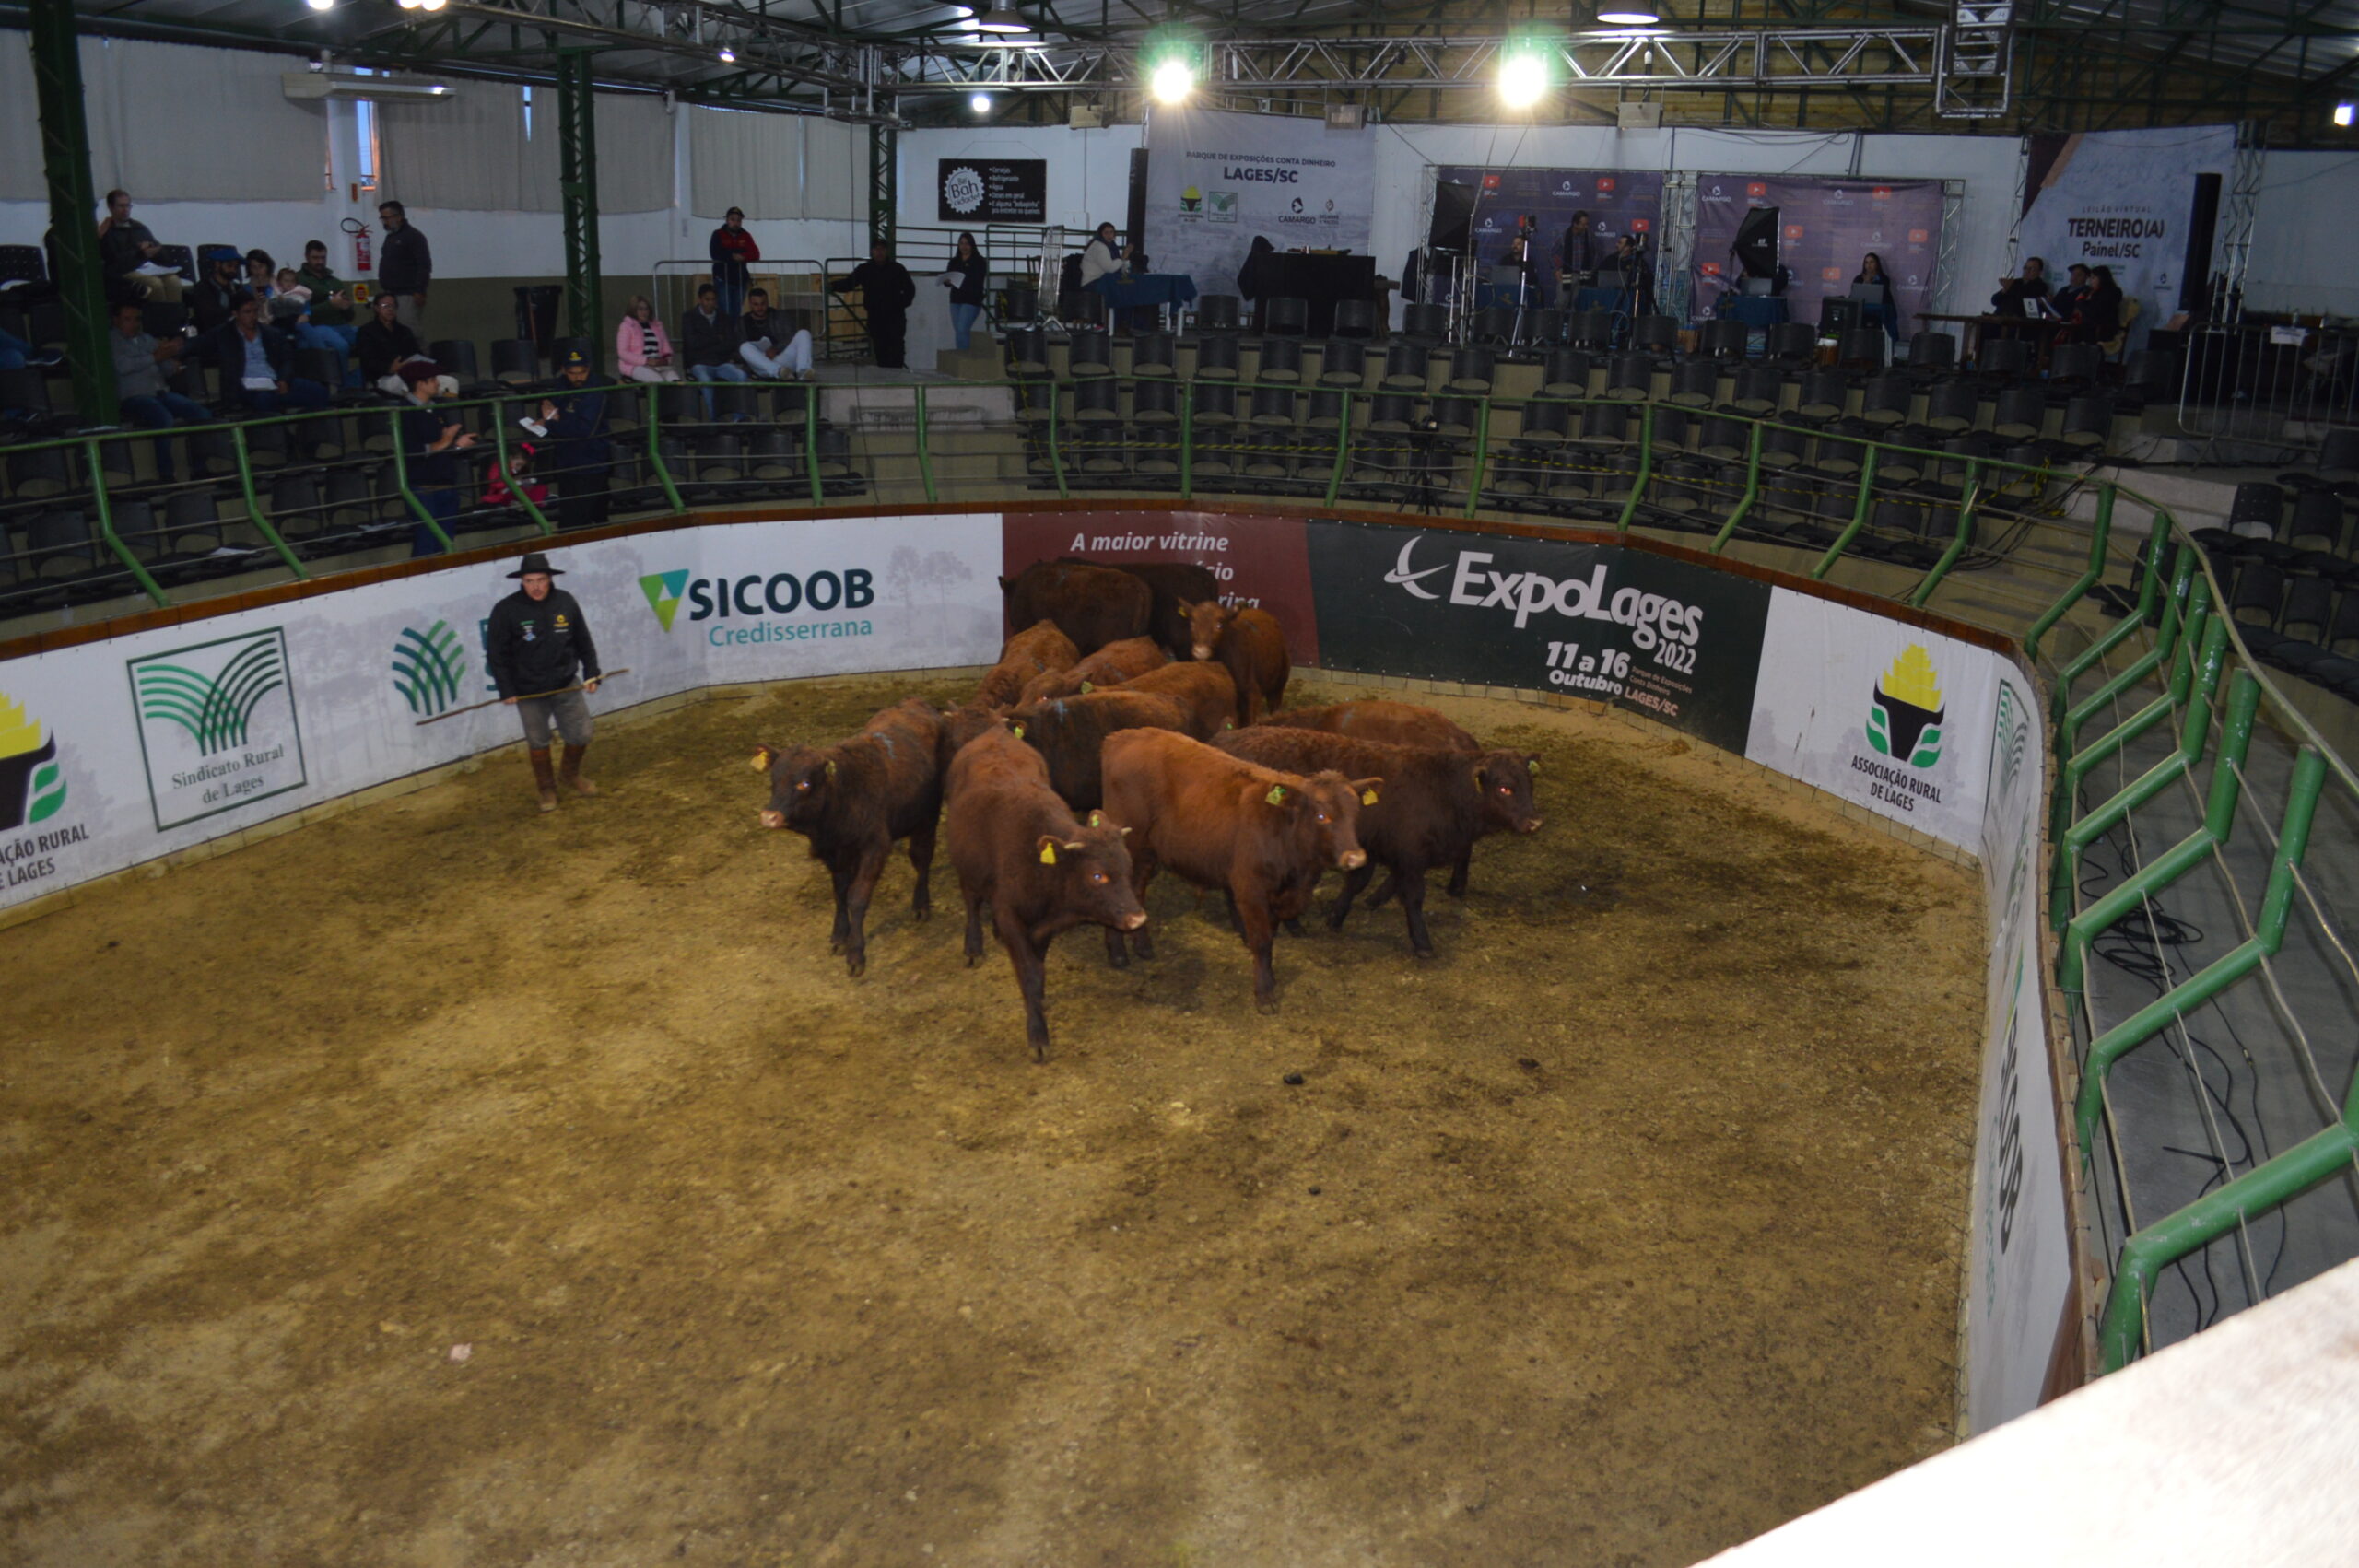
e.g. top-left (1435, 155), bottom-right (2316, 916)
top-left (593, 92), bottom-right (674, 214)
top-left (380, 83), bottom-right (557, 213)
top-left (689, 105), bottom-right (804, 220)
top-left (0, 37), bottom-right (325, 205)
top-left (804, 114), bottom-right (859, 220)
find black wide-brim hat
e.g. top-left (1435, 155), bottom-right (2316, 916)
top-left (507, 552), bottom-right (563, 578)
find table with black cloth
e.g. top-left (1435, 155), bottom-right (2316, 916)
top-left (1250, 253), bottom-right (1375, 336)
top-left (1089, 272), bottom-right (1199, 326)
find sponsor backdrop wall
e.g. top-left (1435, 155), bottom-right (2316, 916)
top-left (2015, 125), bottom-right (2237, 352)
top-left (0, 507), bottom-right (2068, 1433)
top-left (1692, 175), bottom-right (1946, 333)
top-left (1142, 107), bottom-right (1376, 300)
top-left (1431, 165), bottom-right (1666, 268)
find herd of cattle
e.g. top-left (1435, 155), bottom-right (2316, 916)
top-left (753, 557), bottom-right (1545, 1059)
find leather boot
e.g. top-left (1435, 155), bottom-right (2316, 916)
top-left (558, 742), bottom-right (597, 797)
top-left (528, 747), bottom-right (558, 813)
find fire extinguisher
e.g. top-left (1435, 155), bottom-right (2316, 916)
top-left (343, 215), bottom-right (373, 275)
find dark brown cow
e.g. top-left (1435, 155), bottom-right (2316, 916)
top-left (1180, 601), bottom-right (1289, 726)
top-left (1098, 729), bottom-right (1378, 1011)
top-left (753, 697), bottom-right (946, 977)
top-left (1014, 635), bottom-right (1168, 707)
top-left (946, 725), bottom-right (1146, 1061)
top-left (1216, 729), bottom-right (1541, 956)
top-left (1111, 561), bottom-right (1222, 657)
top-left (1000, 559), bottom-right (1153, 655)
top-left (976, 619), bottom-right (1080, 710)
top-left (1005, 689), bottom-right (1195, 813)
top-left (1115, 661), bottom-right (1238, 740)
top-left (1255, 698), bottom-right (1480, 753)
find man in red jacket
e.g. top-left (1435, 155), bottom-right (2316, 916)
top-left (710, 206), bottom-right (760, 320)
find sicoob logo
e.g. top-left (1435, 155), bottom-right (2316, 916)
top-left (1383, 535), bottom-right (1704, 649)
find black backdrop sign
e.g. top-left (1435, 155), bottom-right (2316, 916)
top-left (937, 159), bottom-right (1048, 225)
top-left (1306, 520), bottom-right (1771, 754)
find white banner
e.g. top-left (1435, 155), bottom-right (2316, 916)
top-left (1964, 669), bottom-right (2071, 1433)
top-left (1143, 107), bottom-right (1375, 298)
top-left (0, 514), bottom-right (1003, 913)
top-left (1743, 589), bottom-right (1999, 851)
top-left (2015, 126), bottom-right (2236, 353)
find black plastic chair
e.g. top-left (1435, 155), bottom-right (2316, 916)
top-left (1730, 364), bottom-right (1785, 415)
top-left (1006, 325), bottom-right (1050, 376)
top-left (1191, 382), bottom-right (1238, 428)
top-left (2289, 491), bottom-right (2345, 553)
top-left (1319, 340), bottom-right (1367, 387)
top-left (1992, 386), bottom-right (2048, 439)
top-left (1193, 333), bottom-right (1240, 381)
top-left (1073, 378), bottom-right (1121, 424)
top-left (1257, 335), bottom-right (1305, 385)
top-left (1860, 372), bottom-right (1915, 427)
top-left (1129, 331), bottom-right (1177, 378)
top-left (1193, 295), bottom-right (1242, 333)
top-left (1131, 377), bottom-right (1180, 426)
top-left (1380, 342), bottom-right (1430, 391)
top-left (1796, 369), bottom-right (1849, 420)
top-left (1068, 331), bottom-right (1113, 379)
top-left (1262, 297), bottom-right (1310, 337)
top-left (490, 338), bottom-right (540, 384)
top-left (429, 339), bottom-right (482, 383)
top-left (1701, 318), bottom-right (1751, 359)
top-left (1331, 298), bottom-right (1377, 339)
top-left (1631, 315), bottom-right (1680, 356)
top-left (1977, 337), bottom-right (2032, 378)
top-left (2048, 343), bottom-right (2105, 388)
top-left (1668, 359), bottom-right (1719, 407)
top-left (1605, 353), bottom-right (1652, 400)
top-left (1541, 348), bottom-right (1590, 397)
top-left (1765, 321), bottom-right (1818, 364)
top-left (1925, 380), bottom-right (1982, 433)
top-left (1447, 346), bottom-right (1496, 393)
top-left (1400, 302), bottom-right (1449, 343)
top-left (1570, 310), bottom-right (1615, 350)
top-left (1908, 332), bottom-right (1958, 372)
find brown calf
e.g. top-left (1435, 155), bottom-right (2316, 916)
top-left (1180, 600), bottom-right (1290, 725)
top-left (1014, 635), bottom-right (1168, 707)
top-left (753, 696), bottom-right (946, 978)
top-left (1114, 661), bottom-right (1238, 740)
top-left (1112, 560), bottom-right (1223, 657)
top-left (1215, 729), bottom-right (1541, 956)
top-left (946, 726), bottom-right (1146, 1061)
top-left (1253, 699), bottom-right (1496, 894)
top-left (975, 618), bottom-right (1080, 710)
top-left (1005, 688), bottom-right (1195, 813)
top-left (1098, 729), bottom-right (1378, 1011)
top-left (1000, 559), bottom-right (1152, 655)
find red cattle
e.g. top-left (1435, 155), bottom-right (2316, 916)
top-left (976, 618), bottom-right (1080, 710)
top-left (1255, 698), bottom-right (1480, 753)
top-left (1215, 729), bottom-right (1541, 956)
top-left (753, 697), bottom-right (946, 977)
top-left (1116, 661), bottom-right (1238, 740)
top-left (936, 699), bottom-right (1011, 776)
top-left (1180, 600), bottom-right (1289, 725)
top-left (1111, 561), bottom-right (1223, 658)
top-left (1000, 559), bottom-right (1152, 655)
top-left (946, 725), bottom-right (1146, 1061)
top-left (1098, 729), bottom-right (1379, 1011)
top-left (1014, 635), bottom-right (1168, 707)
top-left (1005, 689), bottom-right (1195, 813)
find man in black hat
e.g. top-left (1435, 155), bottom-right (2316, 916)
top-left (487, 553), bottom-right (604, 813)
top-left (537, 348), bottom-right (612, 532)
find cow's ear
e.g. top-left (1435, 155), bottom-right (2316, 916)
top-left (750, 744), bottom-right (777, 771)
top-left (1176, 598), bottom-right (1195, 615)
top-left (1036, 836), bottom-right (1060, 866)
top-left (1353, 776), bottom-right (1384, 806)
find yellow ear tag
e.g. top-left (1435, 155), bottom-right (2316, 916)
top-left (824, 759), bottom-right (837, 779)
top-left (1011, 722), bottom-right (1026, 739)
top-left (1361, 788), bottom-right (1379, 806)
top-left (1080, 681), bottom-right (1094, 694)
top-left (1087, 810), bottom-right (1104, 827)
top-left (1265, 785), bottom-right (1287, 805)
top-left (1039, 843), bottom-right (1057, 865)
top-left (1528, 758), bottom-right (1542, 775)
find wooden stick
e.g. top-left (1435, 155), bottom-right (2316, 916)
top-left (414, 668), bottom-right (632, 726)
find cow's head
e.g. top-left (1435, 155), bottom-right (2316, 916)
top-left (750, 742), bottom-right (838, 830)
top-left (1041, 811), bottom-right (1147, 931)
top-left (1474, 750), bottom-right (1544, 836)
top-left (1179, 598), bottom-right (1237, 662)
top-left (1263, 772), bottom-right (1379, 871)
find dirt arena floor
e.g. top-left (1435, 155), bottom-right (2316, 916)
top-left (1, 673), bottom-right (1985, 1568)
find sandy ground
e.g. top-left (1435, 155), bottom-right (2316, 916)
top-left (0, 674), bottom-right (1984, 1568)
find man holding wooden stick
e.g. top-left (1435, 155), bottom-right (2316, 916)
top-left (487, 552), bottom-right (604, 813)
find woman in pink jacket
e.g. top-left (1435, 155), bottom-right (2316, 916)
top-left (616, 295), bottom-right (682, 383)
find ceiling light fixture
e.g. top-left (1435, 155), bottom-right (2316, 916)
top-left (1498, 48), bottom-right (1548, 110)
top-left (975, 3), bottom-right (1029, 33)
top-left (717, 46), bottom-right (736, 63)
top-left (2337, 102), bottom-right (2355, 127)
top-left (970, 91), bottom-right (993, 114)
top-left (306, 0), bottom-right (335, 11)
top-left (1149, 57), bottom-right (1194, 104)
top-left (1596, 5), bottom-right (1661, 24)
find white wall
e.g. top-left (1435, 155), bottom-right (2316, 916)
top-left (2247, 150), bottom-right (2359, 317)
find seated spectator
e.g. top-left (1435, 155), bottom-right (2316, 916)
top-left (267, 268), bottom-right (313, 328)
top-left (111, 299), bottom-right (207, 482)
top-left (2052, 262), bottom-right (2095, 323)
top-left (739, 288), bottom-right (814, 380)
top-left (189, 253), bottom-right (246, 337)
top-left (1079, 222), bottom-right (1125, 287)
top-left (482, 443), bottom-right (550, 514)
top-left (0, 327), bottom-right (62, 372)
top-left (244, 250), bottom-right (278, 306)
top-left (96, 191), bottom-right (185, 302)
top-left (295, 241), bottom-right (358, 355)
top-left (402, 372), bottom-right (476, 556)
top-left (678, 282), bottom-right (749, 418)
top-left (615, 295), bottom-right (682, 383)
top-left (358, 291), bottom-right (435, 394)
top-left (204, 293), bottom-right (330, 415)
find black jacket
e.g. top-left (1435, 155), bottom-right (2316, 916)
top-left (190, 275), bottom-right (244, 334)
top-left (1991, 275), bottom-right (2050, 318)
top-left (358, 317), bottom-right (425, 381)
top-left (947, 252), bottom-right (988, 306)
top-left (379, 224), bottom-right (432, 295)
top-left (205, 320), bottom-right (299, 407)
top-left (541, 378), bottom-right (612, 471)
top-left (403, 404), bottom-right (465, 489)
top-left (487, 585), bottom-right (601, 699)
top-left (1558, 226), bottom-right (1596, 275)
top-left (679, 305), bottom-right (744, 369)
top-left (840, 260), bottom-right (916, 322)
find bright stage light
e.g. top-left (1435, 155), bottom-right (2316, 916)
top-left (2337, 102), bottom-right (2355, 128)
top-left (305, 0), bottom-right (335, 12)
top-left (1149, 57), bottom-right (1194, 104)
top-left (1596, 6), bottom-right (1661, 23)
top-left (1498, 50), bottom-right (1548, 110)
top-left (970, 92), bottom-right (993, 114)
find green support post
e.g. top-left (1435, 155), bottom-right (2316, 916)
top-left (2058, 664), bottom-right (2255, 993)
top-left (556, 51), bottom-right (604, 367)
top-left (868, 123), bottom-right (896, 252)
top-left (1909, 459), bottom-right (1982, 607)
top-left (2059, 543), bottom-right (2197, 758)
top-left (1324, 389), bottom-right (1349, 508)
top-left (387, 410), bottom-right (456, 554)
top-left (29, 0), bottom-right (116, 425)
top-left (1811, 449), bottom-right (1879, 579)
top-left (229, 423), bottom-right (311, 577)
top-left (2025, 484), bottom-right (2122, 662)
top-left (643, 390), bottom-right (686, 515)
top-left (1614, 403), bottom-right (1654, 532)
top-left (81, 439), bottom-right (169, 605)
top-left (804, 388), bottom-right (822, 507)
top-left (2072, 748), bottom-right (2329, 1156)
top-left (2050, 502), bottom-right (2169, 705)
top-left (913, 384), bottom-right (936, 505)
top-left (489, 409), bottom-right (555, 536)
top-left (1708, 421), bottom-right (1764, 553)
top-left (1461, 397), bottom-right (1492, 520)
top-left (1047, 384), bottom-right (1068, 500)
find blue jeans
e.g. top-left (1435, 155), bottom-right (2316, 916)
top-left (121, 391), bottom-right (215, 480)
top-left (690, 360), bottom-right (749, 420)
top-left (238, 379), bottom-right (332, 415)
top-left (0, 327), bottom-right (28, 370)
top-left (299, 322), bottom-right (362, 384)
top-left (951, 301), bottom-right (981, 351)
top-left (715, 274), bottom-right (746, 321)
top-left (412, 487), bottom-right (458, 556)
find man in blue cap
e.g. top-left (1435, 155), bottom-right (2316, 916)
top-left (487, 552), bottom-right (604, 812)
top-left (537, 347), bottom-right (612, 532)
